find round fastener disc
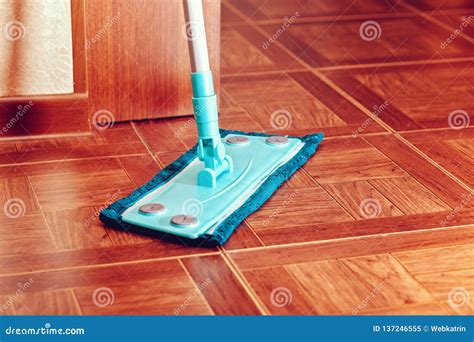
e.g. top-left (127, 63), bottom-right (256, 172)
top-left (226, 136), bottom-right (249, 145)
top-left (170, 215), bottom-right (198, 227)
top-left (266, 136), bottom-right (289, 145)
top-left (139, 203), bottom-right (166, 215)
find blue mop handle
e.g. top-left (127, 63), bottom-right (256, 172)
top-left (185, 0), bottom-right (220, 148)
top-left (185, 0), bottom-right (232, 187)
top-left (191, 71), bottom-right (219, 143)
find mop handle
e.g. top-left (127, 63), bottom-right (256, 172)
top-left (185, 0), bottom-right (210, 73)
top-left (184, 0), bottom-right (233, 187)
top-left (184, 0), bottom-right (219, 143)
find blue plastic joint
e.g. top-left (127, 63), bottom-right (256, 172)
top-left (191, 71), bottom-right (233, 187)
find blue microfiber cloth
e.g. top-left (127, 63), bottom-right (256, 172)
top-left (100, 129), bottom-right (323, 246)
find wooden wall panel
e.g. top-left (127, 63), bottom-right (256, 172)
top-left (86, 0), bottom-right (221, 122)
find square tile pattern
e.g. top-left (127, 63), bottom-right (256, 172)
top-left (0, 0), bottom-right (472, 315)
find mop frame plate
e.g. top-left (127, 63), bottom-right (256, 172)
top-left (121, 134), bottom-right (303, 239)
top-left (100, 129), bottom-right (323, 246)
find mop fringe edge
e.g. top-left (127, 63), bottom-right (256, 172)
top-left (99, 129), bottom-right (324, 246)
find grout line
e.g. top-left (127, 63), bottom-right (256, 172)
top-left (131, 122), bottom-right (164, 168)
top-left (318, 185), bottom-right (360, 221)
top-left (178, 258), bottom-right (216, 315)
top-left (366, 177), bottom-right (437, 214)
top-left (311, 69), bottom-right (396, 133)
top-left (364, 153), bottom-right (455, 212)
top-left (393, 134), bottom-right (473, 192)
top-left (0, 251), bottom-right (221, 278)
top-left (399, 1), bottom-right (474, 44)
top-left (390, 252), bottom-right (448, 302)
top-left (397, 126), bottom-right (474, 134)
top-left (391, 241), bottom-right (474, 258)
top-left (0, 132), bottom-right (92, 143)
top-left (25, 177), bottom-right (60, 251)
top-left (412, 264), bottom-right (474, 277)
top-left (368, 178), bottom-right (409, 215)
top-left (224, 224), bottom-right (474, 254)
top-left (69, 288), bottom-right (85, 315)
top-left (219, 250), bottom-right (269, 315)
top-left (323, 131), bottom-right (391, 139)
top-left (222, 12), bottom-right (420, 26)
top-left (0, 153), bottom-right (150, 169)
top-left (230, 240), bottom-right (474, 274)
top-left (222, 68), bottom-right (308, 77)
top-left (314, 56), bottom-right (474, 71)
top-left (242, 219), bottom-right (267, 247)
top-left (116, 157), bottom-right (140, 188)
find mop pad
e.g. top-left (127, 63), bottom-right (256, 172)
top-left (100, 129), bottom-right (323, 246)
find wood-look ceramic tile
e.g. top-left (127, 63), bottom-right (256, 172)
top-left (5, 123), bottom-right (147, 165)
top-left (182, 255), bottom-right (261, 314)
top-left (394, 244), bottom-right (474, 275)
top-left (306, 137), bottom-right (406, 184)
top-left (221, 25), bottom-right (302, 75)
top-left (402, 129), bottom-right (474, 188)
top-left (324, 62), bottom-right (474, 131)
top-left (223, 72), bottom-right (386, 137)
top-left (227, 0), bottom-right (409, 20)
top-left (0, 259), bottom-right (212, 315)
top-left (259, 18), bottom-right (472, 67)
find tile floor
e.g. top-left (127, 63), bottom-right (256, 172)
top-left (0, 0), bottom-right (473, 315)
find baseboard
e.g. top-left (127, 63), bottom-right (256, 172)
top-left (0, 93), bottom-right (90, 139)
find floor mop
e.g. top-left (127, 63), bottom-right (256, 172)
top-left (100, 0), bottom-right (323, 246)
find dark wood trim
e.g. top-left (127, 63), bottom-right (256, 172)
top-left (71, 0), bottom-right (88, 93)
top-left (0, 94), bottom-right (89, 138)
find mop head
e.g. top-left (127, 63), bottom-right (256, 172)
top-left (100, 129), bottom-right (323, 246)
